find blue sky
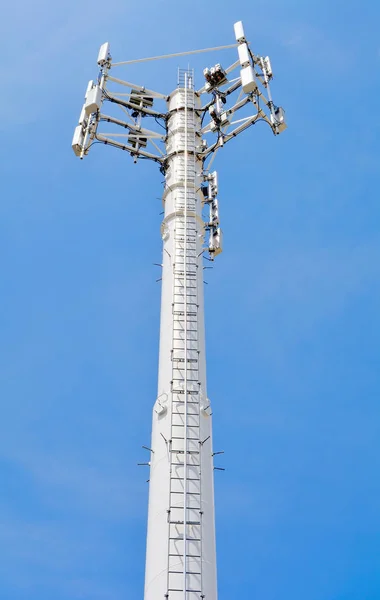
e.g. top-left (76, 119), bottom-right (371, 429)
top-left (1, 0), bottom-right (380, 599)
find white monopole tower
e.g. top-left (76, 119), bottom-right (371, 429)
top-left (72, 21), bottom-right (286, 600)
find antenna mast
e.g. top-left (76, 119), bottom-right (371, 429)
top-left (72, 21), bottom-right (286, 600)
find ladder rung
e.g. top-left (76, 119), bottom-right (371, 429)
top-left (168, 507), bottom-right (201, 512)
top-left (170, 437), bottom-right (200, 442)
top-left (172, 359), bottom-right (199, 364)
top-left (169, 538), bottom-right (201, 542)
top-left (169, 521), bottom-right (201, 526)
top-left (168, 571), bottom-right (202, 576)
top-left (170, 475), bottom-right (200, 480)
top-left (171, 491), bottom-right (200, 496)
top-left (171, 422), bottom-right (200, 429)
top-left (172, 304), bottom-right (198, 309)
top-left (170, 450), bottom-right (200, 454)
top-left (170, 464), bottom-right (200, 469)
top-left (172, 364), bottom-right (199, 368)
top-left (168, 554), bottom-right (201, 559)
top-left (167, 591), bottom-right (203, 595)
top-left (172, 435), bottom-right (199, 442)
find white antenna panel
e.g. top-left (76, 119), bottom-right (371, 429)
top-left (84, 85), bottom-right (102, 115)
top-left (238, 43), bottom-right (250, 68)
top-left (78, 105), bottom-right (87, 126)
top-left (234, 21), bottom-right (246, 43)
top-left (264, 56), bottom-right (273, 78)
top-left (85, 80), bottom-right (94, 99)
top-left (97, 42), bottom-right (110, 66)
top-left (241, 65), bottom-right (258, 94)
top-left (72, 126), bottom-right (84, 156)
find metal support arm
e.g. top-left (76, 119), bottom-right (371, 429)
top-left (100, 114), bottom-right (165, 139)
top-left (95, 134), bottom-right (164, 161)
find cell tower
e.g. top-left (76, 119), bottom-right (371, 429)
top-left (72, 21), bottom-right (286, 600)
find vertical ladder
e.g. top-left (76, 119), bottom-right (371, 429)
top-left (166, 72), bottom-right (204, 600)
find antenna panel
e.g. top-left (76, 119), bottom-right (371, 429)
top-left (97, 42), bottom-right (110, 66)
top-left (84, 85), bottom-right (102, 115)
top-left (234, 21), bottom-right (246, 43)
